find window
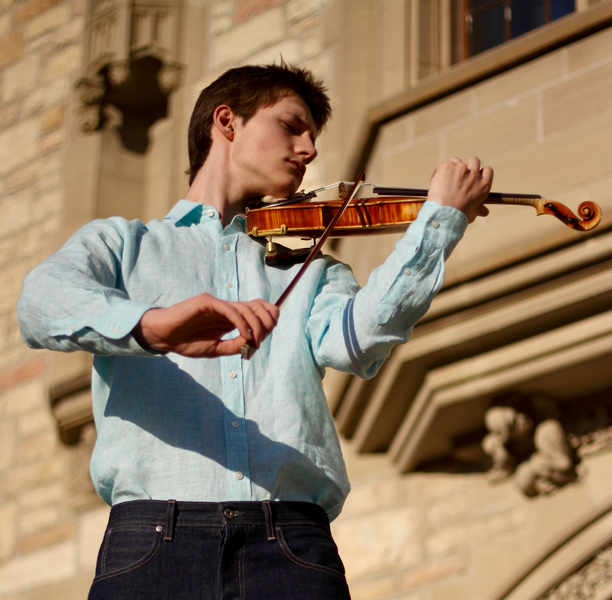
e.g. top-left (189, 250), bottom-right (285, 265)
top-left (455, 0), bottom-right (576, 59)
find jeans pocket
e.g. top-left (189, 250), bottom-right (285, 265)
top-left (276, 524), bottom-right (346, 579)
top-left (95, 524), bottom-right (163, 581)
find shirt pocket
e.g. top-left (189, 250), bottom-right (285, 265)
top-left (94, 524), bottom-right (163, 581)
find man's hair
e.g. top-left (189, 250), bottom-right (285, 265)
top-left (186, 63), bottom-right (331, 185)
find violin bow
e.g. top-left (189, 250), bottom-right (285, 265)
top-left (372, 187), bottom-right (602, 232)
top-left (240, 167), bottom-right (366, 360)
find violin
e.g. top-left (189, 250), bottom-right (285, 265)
top-left (246, 182), bottom-right (602, 241)
top-left (239, 173), bottom-right (602, 359)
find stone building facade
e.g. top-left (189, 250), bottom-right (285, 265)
top-left (3, 0), bottom-right (612, 599)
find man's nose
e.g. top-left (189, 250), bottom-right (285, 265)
top-left (299, 134), bottom-right (317, 164)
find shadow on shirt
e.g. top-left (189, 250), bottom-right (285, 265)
top-left (97, 353), bottom-right (345, 506)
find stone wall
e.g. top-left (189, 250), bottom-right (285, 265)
top-left (0, 0), bottom-right (110, 596)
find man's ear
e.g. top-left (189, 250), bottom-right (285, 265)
top-left (212, 105), bottom-right (238, 141)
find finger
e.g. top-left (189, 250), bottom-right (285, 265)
top-left (232, 304), bottom-right (265, 348)
top-left (214, 335), bottom-right (252, 357)
top-left (481, 165), bottom-right (494, 188)
top-left (447, 156), bottom-right (464, 165)
top-left (248, 301), bottom-right (279, 331)
top-left (478, 205), bottom-right (489, 217)
top-left (208, 297), bottom-right (254, 342)
top-left (465, 156), bottom-right (481, 174)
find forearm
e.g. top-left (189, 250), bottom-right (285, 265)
top-left (308, 202), bottom-right (467, 377)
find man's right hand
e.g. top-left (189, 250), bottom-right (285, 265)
top-left (133, 293), bottom-right (279, 358)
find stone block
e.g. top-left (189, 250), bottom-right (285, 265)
top-left (3, 379), bottom-right (45, 417)
top-left (18, 521), bottom-right (77, 554)
top-left (0, 263), bottom-right (30, 314)
top-left (0, 416), bottom-right (16, 470)
top-left (6, 153), bottom-right (62, 193)
top-left (21, 505), bottom-right (62, 535)
top-left (383, 136), bottom-right (439, 189)
top-left (212, 0), bottom-right (234, 18)
top-left (302, 28), bottom-right (321, 58)
top-left (43, 44), bottom-right (82, 80)
top-left (78, 506), bottom-right (110, 570)
top-left (425, 508), bottom-right (527, 558)
top-left (211, 7), bottom-right (284, 68)
top-left (2, 456), bottom-right (64, 497)
top-left (247, 38), bottom-right (301, 67)
top-left (33, 189), bottom-right (63, 218)
top-left (211, 14), bottom-right (233, 34)
top-left (0, 540), bottom-right (77, 596)
top-left (333, 506), bottom-right (422, 581)
top-left (445, 96), bottom-right (536, 162)
top-left (400, 555), bottom-right (467, 592)
top-left (56, 16), bottom-right (84, 47)
top-left (0, 13), bottom-right (11, 38)
top-left (474, 51), bottom-right (565, 111)
top-left (0, 503), bottom-right (18, 560)
top-left (17, 406), bottom-right (56, 437)
top-left (287, 0), bottom-right (328, 22)
top-left (340, 477), bottom-right (407, 517)
top-left (426, 493), bottom-right (469, 525)
top-left (0, 31), bottom-right (23, 69)
top-left (0, 118), bottom-right (40, 176)
top-left (235, 0), bottom-right (284, 23)
top-left (568, 25), bottom-right (612, 73)
top-left (0, 103), bottom-right (19, 131)
top-left (543, 60), bottom-right (612, 136)
top-left (0, 188), bottom-right (33, 237)
top-left (35, 171), bottom-right (61, 195)
top-left (413, 91), bottom-right (471, 139)
top-left (40, 128), bottom-right (65, 153)
top-left (25, 3), bottom-right (71, 39)
top-left (15, 0), bottom-right (65, 25)
top-left (19, 482), bottom-right (63, 510)
top-left (17, 430), bottom-right (57, 463)
top-left (42, 213), bottom-right (62, 236)
top-left (350, 577), bottom-right (395, 600)
top-left (492, 110), bottom-right (612, 196)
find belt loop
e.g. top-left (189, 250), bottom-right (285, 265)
top-left (164, 499), bottom-right (177, 542)
top-left (262, 500), bottom-right (276, 541)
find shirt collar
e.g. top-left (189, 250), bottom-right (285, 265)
top-left (163, 200), bottom-right (246, 233)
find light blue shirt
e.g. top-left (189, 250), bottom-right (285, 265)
top-left (18, 199), bottom-right (466, 520)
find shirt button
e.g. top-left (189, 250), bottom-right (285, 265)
top-left (225, 282), bottom-right (232, 288)
top-left (222, 243), bottom-right (230, 251)
top-left (404, 268), bottom-right (411, 276)
top-left (431, 220), bottom-right (440, 229)
top-left (232, 421), bottom-right (239, 429)
top-left (228, 371), bottom-right (237, 379)
top-left (70, 325), bottom-right (76, 331)
top-left (236, 471), bottom-right (244, 480)
top-left (113, 326), bottom-right (120, 334)
top-left (207, 209), bottom-right (215, 217)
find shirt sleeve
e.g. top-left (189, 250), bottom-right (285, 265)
top-left (306, 201), bottom-right (467, 378)
top-left (17, 218), bottom-right (160, 356)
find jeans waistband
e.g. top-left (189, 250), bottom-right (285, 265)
top-left (108, 500), bottom-right (330, 541)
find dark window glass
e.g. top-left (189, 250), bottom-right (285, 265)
top-left (455, 0), bottom-right (575, 62)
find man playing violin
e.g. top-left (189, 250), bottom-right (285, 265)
top-left (18, 63), bottom-right (492, 600)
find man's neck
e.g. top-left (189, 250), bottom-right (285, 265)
top-left (184, 154), bottom-right (253, 228)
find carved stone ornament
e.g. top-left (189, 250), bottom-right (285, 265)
top-left (108, 60), bottom-right (131, 87)
top-left (157, 62), bottom-right (184, 94)
top-left (482, 396), bottom-right (580, 497)
top-left (543, 544), bottom-right (612, 600)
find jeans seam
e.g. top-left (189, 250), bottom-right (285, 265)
top-left (95, 527), bottom-right (162, 582)
top-left (275, 526), bottom-right (346, 580)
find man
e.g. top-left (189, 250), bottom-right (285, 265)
top-left (18, 63), bottom-right (492, 599)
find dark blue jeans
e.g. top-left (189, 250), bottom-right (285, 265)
top-left (88, 500), bottom-right (352, 600)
